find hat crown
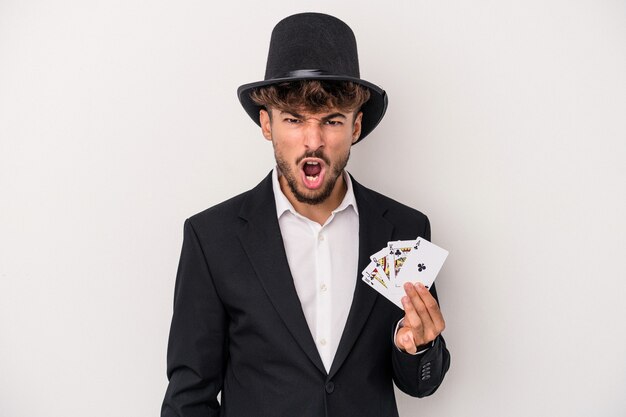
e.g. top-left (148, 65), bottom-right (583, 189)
top-left (237, 12), bottom-right (388, 143)
top-left (264, 13), bottom-right (360, 80)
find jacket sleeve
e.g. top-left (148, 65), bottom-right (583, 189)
top-left (161, 219), bottom-right (228, 417)
top-left (390, 216), bottom-right (451, 397)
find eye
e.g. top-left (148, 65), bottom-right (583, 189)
top-left (284, 118), bottom-right (301, 124)
top-left (324, 120), bottom-right (343, 126)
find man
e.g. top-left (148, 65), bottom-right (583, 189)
top-left (162, 12), bottom-right (450, 417)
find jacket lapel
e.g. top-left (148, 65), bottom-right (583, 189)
top-left (236, 173), bottom-right (327, 375)
top-left (328, 177), bottom-right (394, 379)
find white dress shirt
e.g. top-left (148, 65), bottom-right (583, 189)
top-left (272, 167), bottom-right (359, 372)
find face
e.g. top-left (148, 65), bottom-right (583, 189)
top-left (260, 107), bottom-right (363, 205)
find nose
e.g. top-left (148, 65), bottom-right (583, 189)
top-left (303, 120), bottom-right (324, 151)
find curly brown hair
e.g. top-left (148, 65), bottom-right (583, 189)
top-left (249, 80), bottom-right (371, 116)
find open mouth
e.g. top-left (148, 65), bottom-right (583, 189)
top-left (303, 161), bottom-right (322, 179)
top-left (300, 160), bottom-right (325, 189)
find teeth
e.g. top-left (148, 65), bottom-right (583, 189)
top-left (305, 161), bottom-right (319, 165)
top-left (306, 175), bottom-right (319, 181)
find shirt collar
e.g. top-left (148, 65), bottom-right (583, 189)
top-left (271, 166), bottom-right (359, 220)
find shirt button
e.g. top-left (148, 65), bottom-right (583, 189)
top-left (320, 283), bottom-right (327, 292)
top-left (319, 338), bottom-right (327, 346)
top-left (318, 234), bottom-right (325, 241)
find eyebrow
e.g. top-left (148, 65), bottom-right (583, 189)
top-left (321, 113), bottom-right (347, 121)
top-left (280, 110), bottom-right (347, 121)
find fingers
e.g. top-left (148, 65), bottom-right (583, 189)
top-left (403, 282), bottom-right (435, 333)
top-left (420, 284), bottom-right (446, 335)
top-left (418, 284), bottom-right (446, 334)
top-left (402, 282), bottom-right (445, 345)
top-left (401, 297), bottom-right (427, 346)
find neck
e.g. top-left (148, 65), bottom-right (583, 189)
top-left (279, 173), bottom-right (348, 225)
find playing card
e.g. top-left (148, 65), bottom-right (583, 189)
top-left (362, 260), bottom-right (406, 309)
top-left (395, 237), bottom-right (448, 290)
top-left (362, 237), bottom-right (449, 311)
top-left (361, 262), bottom-right (391, 297)
top-left (362, 262), bottom-right (404, 310)
top-left (369, 247), bottom-right (391, 280)
top-left (387, 239), bottom-right (417, 286)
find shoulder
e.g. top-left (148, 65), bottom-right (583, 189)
top-left (353, 177), bottom-right (428, 222)
top-left (188, 190), bottom-right (249, 226)
top-left (352, 176), bottom-right (431, 239)
top-left (184, 172), bottom-right (273, 235)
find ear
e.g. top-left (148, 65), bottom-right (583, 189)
top-left (352, 111), bottom-right (363, 143)
top-left (260, 109), bottom-right (272, 141)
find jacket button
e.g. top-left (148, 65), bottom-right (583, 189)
top-left (325, 381), bottom-right (335, 394)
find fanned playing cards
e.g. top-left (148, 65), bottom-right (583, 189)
top-left (361, 237), bottom-right (449, 309)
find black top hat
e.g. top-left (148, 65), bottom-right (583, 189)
top-left (237, 12), bottom-right (388, 144)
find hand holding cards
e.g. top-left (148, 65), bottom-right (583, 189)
top-left (361, 237), bottom-right (449, 309)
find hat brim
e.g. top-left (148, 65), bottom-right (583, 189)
top-left (237, 75), bottom-right (388, 144)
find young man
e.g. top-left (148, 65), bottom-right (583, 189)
top-left (162, 13), bottom-right (450, 417)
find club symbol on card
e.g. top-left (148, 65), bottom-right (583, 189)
top-left (418, 263), bottom-right (426, 272)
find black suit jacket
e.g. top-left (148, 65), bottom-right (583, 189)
top-left (162, 172), bottom-right (450, 417)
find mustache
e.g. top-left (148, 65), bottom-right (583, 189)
top-left (295, 150), bottom-right (331, 166)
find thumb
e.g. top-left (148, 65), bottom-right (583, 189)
top-left (395, 327), bottom-right (417, 354)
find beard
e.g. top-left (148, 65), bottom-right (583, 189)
top-left (276, 148), bottom-right (350, 205)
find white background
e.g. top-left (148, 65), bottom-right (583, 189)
top-left (1, 1), bottom-right (625, 416)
